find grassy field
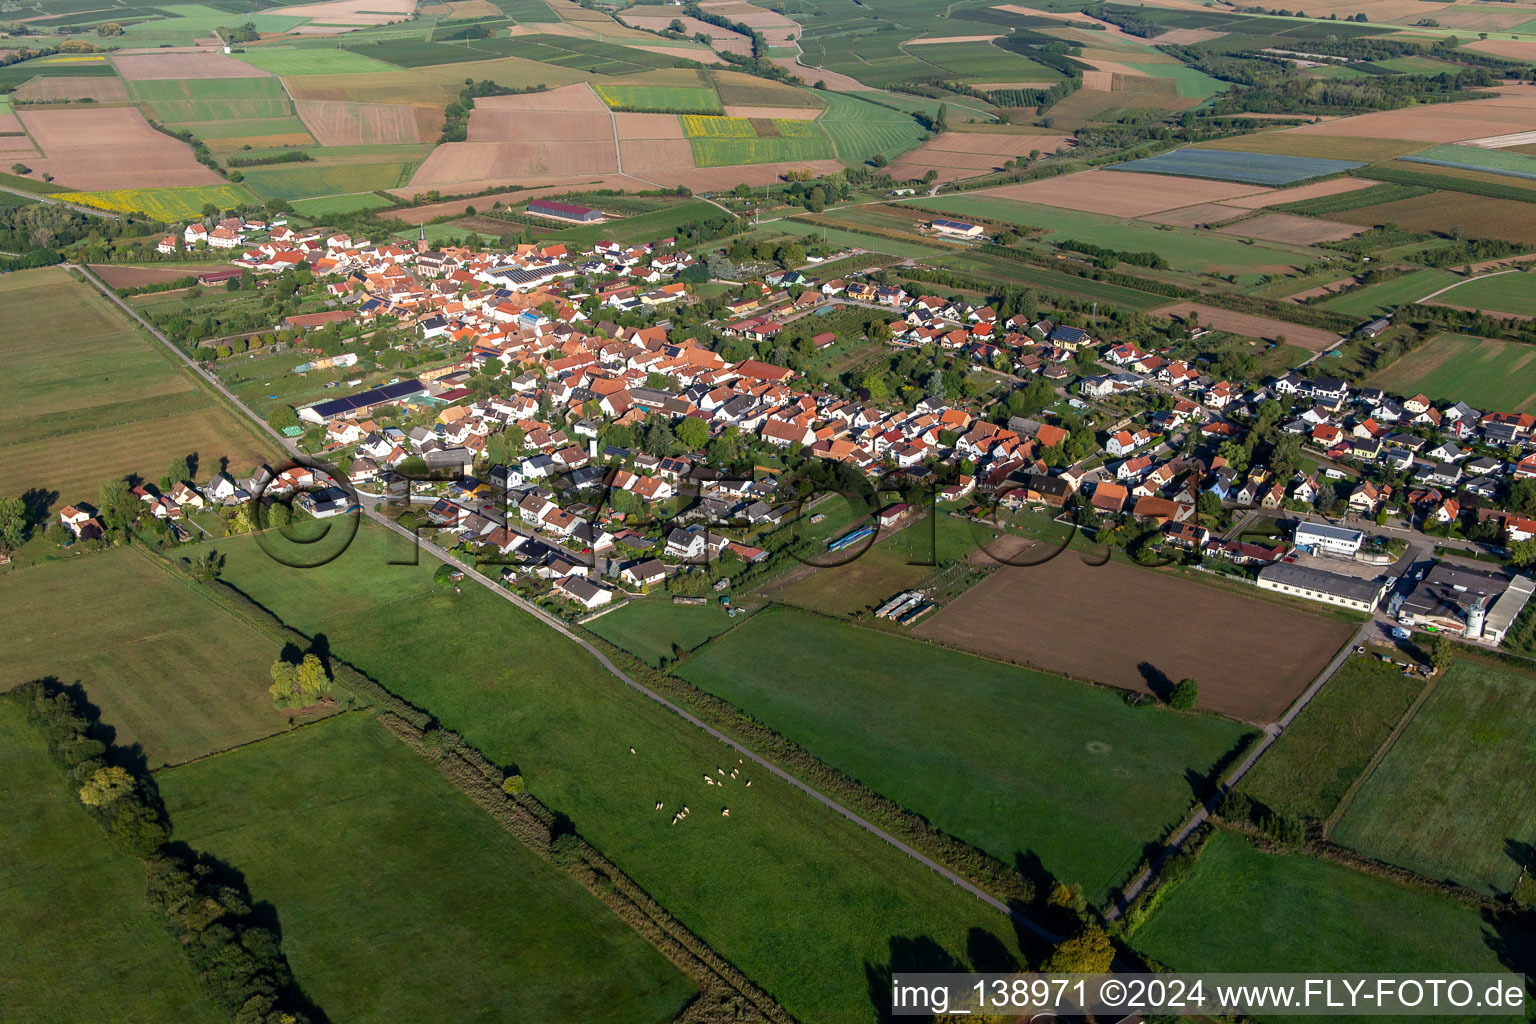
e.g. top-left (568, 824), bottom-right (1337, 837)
top-left (57, 184), bottom-right (255, 219)
top-left (157, 712), bottom-right (696, 1023)
top-left (0, 267), bottom-right (273, 503)
top-left (818, 90), bottom-right (927, 165)
top-left (915, 195), bottom-right (1313, 274)
top-left (1368, 332), bottom-right (1536, 413)
top-left (125, 76), bottom-right (290, 123)
top-left (1431, 270), bottom-right (1536, 317)
top-left (239, 161), bottom-right (413, 200)
top-left (233, 47), bottom-right (400, 76)
top-left (0, 700), bottom-right (222, 1024)
top-left (0, 548), bottom-right (336, 767)
top-left (1239, 655), bottom-right (1424, 822)
top-left (769, 218), bottom-right (945, 257)
top-left (935, 249), bottom-right (1168, 311)
top-left (1134, 830), bottom-right (1533, 974)
top-left (289, 190), bottom-right (397, 217)
top-left (679, 606), bottom-right (1255, 903)
top-left (769, 513), bottom-right (977, 617)
top-left (1333, 659), bottom-right (1536, 896)
top-left (206, 524), bottom-right (1030, 1023)
top-left (585, 598), bottom-right (740, 667)
top-left (1318, 267), bottom-right (1458, 318)
top-left (530, 198), bottom-right (720, 247)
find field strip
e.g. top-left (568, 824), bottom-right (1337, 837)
top-left (69, 261), bottom-right (1062, 945)
top-left (1109, 620), bottom-right (1370, 919)
top-left (1322, 670), bottom-right (1439, 836)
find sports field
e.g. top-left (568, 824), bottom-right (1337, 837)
top-left (0, 268), bottom-right (273, 502)
top-left (157, 712), bottom-right (696, 1023)
top-left (680, 606), bottom-right (1255, 902)
top-left (1368, 333), bottom-right (1536, 413)
top-left (0, 549), bottom-right (336, 767)
top-left (1134, 830), bottom-right (1533, 973)
top-left (1238, 655), bottom-right (1424, 822)
top-left (1430, 270), bottom-right (1536, 317)
top-left (586, 598), bottom-right (740, 667)
top-left (1333, 659), bottom-right (1536, 896)
top-left (206, 525), bottom-right (1028, 1023)
top-left (0, 701), bottom-right (222, 1024)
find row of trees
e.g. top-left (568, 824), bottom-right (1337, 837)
top-left (10, 679), bottom-right (317, 1023)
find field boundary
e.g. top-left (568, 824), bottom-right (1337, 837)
top-left (1321, 669), bottom-right (1439, 836)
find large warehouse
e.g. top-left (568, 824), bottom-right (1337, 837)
top-left (1396, 563), bottom-right (1535, 644)
top-left (1257, 562), bottom-right (1387, 613)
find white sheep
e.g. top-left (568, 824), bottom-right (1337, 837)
top-left (671, 814), bottom-right (679, 824)
top-left (682, 806), bottom-right (689, 815)
top-left (656, 801), bottom-right (663, 810)
top-left (730, 769), bottom-right (738, 778)
top-left (721, 808), bottom-right (730, 817)
top-left (630, 747), bottom-right (636, 754)
top-left (716, 767), bottom-right (725, 776)
top-left (745, 780), bottom-right (751, 786)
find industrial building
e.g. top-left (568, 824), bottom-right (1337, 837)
top-left (1295, 521), bottom-right (1364, 558)
top-left (1257, 562), bottom-right (1387, 613)
top-left (1396, 563), bottom-right (1535, 645)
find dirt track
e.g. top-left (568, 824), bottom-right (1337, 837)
top-left (914, 550), bottom-right (1354, 722)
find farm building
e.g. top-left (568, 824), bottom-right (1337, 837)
top-left (1257, 563), bottom-right (1387, 613)
top-left (928, 218), bottom-right (984, 239)
top-left (529, 199), bottom-right (604, 223)
top-left (1295, 521), bottom-right (1364, 558)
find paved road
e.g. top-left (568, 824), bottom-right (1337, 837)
top-left (74, 263), bottom-right (1062, 943)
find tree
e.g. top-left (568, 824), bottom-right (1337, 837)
top-left (0, 496), bottom-right (27, 556)
top-left (99, 477), bottom-right (138, 533)
top-left (1170, 677), bottom-right (1198, 710)
top-left (675, 416), bottom-right (709, 450)
top-left (268, 404), bottom-right (300, 434)
top-left (1509, 538), bottom-right (1536, 568)
top-left (269, 653), bottom-right (330, 706)
top-left (79, 765), bottom-right (134, 807)
top-left (1041, 924), bottom-right (1114, 973)
top-left (1426, 634), bottom-right (1455, 672)
top-left (934, 102), bottom-right (949, 134)
top-left (189, 549), bottom-right (224, 584)
top-left (11, 163), bottom-right (30, 176)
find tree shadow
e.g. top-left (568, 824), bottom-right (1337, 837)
top-left (185, 452), bottom-right (200, 479)
top-left (865, 935), bottom-right (965, 1024)
top-left (1138, 662), bottom-right (1173, 702)
top-left (21, 486), bottom-right (59, 525)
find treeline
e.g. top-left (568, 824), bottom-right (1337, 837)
top-left (8, 680), bottom-right (316, 1024)
top-left (0, 202), bottom-right (156, 268)
top-left (1055, 237), bottom-right (1167, 270)
top-left (440, 79), bottom-right (550, 143)
top-left (227, 150), bottom-right (313, 168)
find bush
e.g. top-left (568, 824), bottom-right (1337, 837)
top-left (1169, 677), bottom-right (1198, 710)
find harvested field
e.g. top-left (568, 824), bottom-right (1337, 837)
top-left (111, 52), bottom-right (267, 80)
top-left (295, 99), bottom-right (435, 145)
top-left (1291, 92), bottom-right (1536, 144)
top-left (391, 172), bottom-right (640, 203)
top-left (18, 106), bottom-right (223, 190)
top-left (712, 69), bottom-right (824, 108)
top-left (1219, 211), bottom-right (1365, 244)
top-left (631, 44), bottom-right (725, 65)
top-left (770, 58), bottom-right (864, 91)
top-left (1464, 38), bottom-right (1536, 61)
top-left (1153, 27), bottom-right (1227, 44)
top-left (410, 141), bottom-right (618, 184)
top-left (619, 137), bottom-right (695, 173)
top-left (615, 111), bottom-right (684, 138)
top-left (1140, 201), bottom-right (1249, 226)
top-left (653, 159), bottom-right (844, 191)
top-left (1194, 131), bottom-right (1422, 162)
top-left (476, 82), bottom-right (607, 112)
top-left (467, 105), bottom-right (611, 142)
top-left (270, 0), bottom-right (416, 24)
top-left (978, 168), bottom-right (1269, 216)
top-left (1152, 301), bottom-right (1343, 351)
top-left (1222, 174), bottom-right (1375, 209)
top-left (89, 263), bottom-right (232, 288)
top-left (13, 75), bottom-right (127, 102)
top-left (885, 130), bottom-right (1074, 182)
top-left (722, 104), bottom-right (818, 120)
top-left (621, 12), bottom-right (753, 53)
top-left (914, 552), bottom-right (1354, 722)
top-left (1324, 191), bottom-right (1536, 246)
